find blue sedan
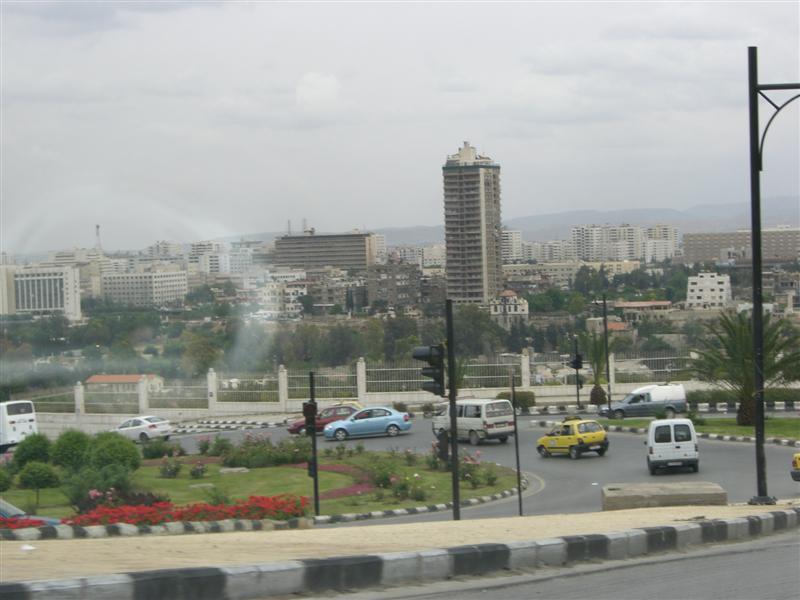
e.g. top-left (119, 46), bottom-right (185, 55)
top-left (323, 407), bottom-right (412, 441)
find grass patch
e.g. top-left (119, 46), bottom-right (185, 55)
top-left (595, 417), bottom-right (800, 439)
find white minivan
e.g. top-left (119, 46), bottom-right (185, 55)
top-left (645, 418), bottom-right (699, 475)
top-left (0, 400), bottom-right (38, 453)
top-left (432, 398), bottom-right (515, 445)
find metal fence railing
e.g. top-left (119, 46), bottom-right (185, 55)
top-left (17, 390), bottom-right (75, 413)
top-left (84, 389), bottom-right (139, 414)
top-left (366, 360), bottom-right (425, 393)
top-left (462, 358), bottom-right (521, 389)
top-left (288, 366), bottom-right (357, 400)
top-left (217, 376), bottom-right (279, 403)
top-left (614, 349), bottom-right (693, 383)
top-left (149, 380), bottom-right (209, 409)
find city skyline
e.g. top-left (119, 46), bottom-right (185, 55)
top-left (2, 2), bottom-right (798, 254)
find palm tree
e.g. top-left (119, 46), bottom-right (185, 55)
top-left (691, 311), bottom-right (800, 426)
top-left (580, 332), bottom-right (607, 406)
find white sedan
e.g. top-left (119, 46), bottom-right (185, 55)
top-left (115, 415), bottom-right (172, 443)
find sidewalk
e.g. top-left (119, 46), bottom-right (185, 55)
top-left (1, 502), bottom-right (795, 584)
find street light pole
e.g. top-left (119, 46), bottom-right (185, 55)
top-left (601, 294), bottom-right (612, 410)
top-left (746, 46), bottom-right (799, 505)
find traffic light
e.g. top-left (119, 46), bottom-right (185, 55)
top-left (435, 429), bottom-right (450, 462)
top-left (412, 344), bottom-right (445, 396)
top-left (302, 401), bottom-right (317, 436)
top-left (569, 353), bottom-right (583, 370)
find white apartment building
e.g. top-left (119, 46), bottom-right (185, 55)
top-left (260, 280), bottom-right (307, 318)
top-left (392, 246), bottom-right (422, 266)
top-left (487, 290), bottom-right (529, 330)
top-left (422, 245), bottom-right (446, 268)
top-left (501, 230), bottom-right (523, 263)
top-left (145, 241), bottom-right (184, 259)
top-left (0, 265), bottom-right (82, 321)
top-left (373, 234), bottom-right (387, 264)
top-left (198, 253), bottom-right (231, 275)
top-left (189, 241), bottom-right (225, 265)
top-left (686, 272), bottom-right (732, 310)
top-left (523, 240), bottom-right (577, 263)
top-left (102, 270), bottom-right (188, 307)
top-left (571, 224), bottom-right (676, 263)
top-left (443, 141), bottom-right (503, 304)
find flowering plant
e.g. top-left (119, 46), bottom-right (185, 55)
top-left (0, 517), bottom-right (46, 530)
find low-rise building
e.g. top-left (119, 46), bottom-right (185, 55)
top-left (488, 290), bottom-right (529, 330)
top-left (686, 272), bottom-right (732, 310)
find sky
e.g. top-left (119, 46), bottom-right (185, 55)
top-left (1, 1), bottom-right (798, 254)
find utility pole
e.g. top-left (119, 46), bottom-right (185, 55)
top-left (602, 294), bottom-right (612, 410)
top-left (445, 299), bottom-right (460, 520)
top-left (572, 335), bottom-right (582, 409)
top-left (510, 372), bottom-right (523, 517)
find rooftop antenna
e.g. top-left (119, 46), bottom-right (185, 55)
top-left (302, 218), bottom-right (308, 233)
top-left (287, 220), bottom-right (292, 235)
top-left (95, 224), bottom-right (102, 250)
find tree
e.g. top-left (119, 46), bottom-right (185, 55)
top-left (691, 311), bottom-right (800, 425)
top-left (181, 332), bottom-right (220, 377)
top-left (580, 332), bottom-right (607, 406)
top-left (18, 461), bottom-right (60, 511)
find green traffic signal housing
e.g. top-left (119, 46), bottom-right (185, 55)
top-left (412, 344), bottom-right (446, 397)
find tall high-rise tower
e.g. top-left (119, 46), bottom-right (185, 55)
top-left (443, 141), bottom-right (503, 304)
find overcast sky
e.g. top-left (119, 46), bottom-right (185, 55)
top-left (2, 1), bottom-right (798, 254)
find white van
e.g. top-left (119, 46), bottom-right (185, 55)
top-left (0, 400), bottom-right (38, 453)
top-left (645, 418), bottom-right (699, 475)
top-left (432, 398), bottom-right (515, 445)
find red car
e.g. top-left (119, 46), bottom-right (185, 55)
top-left (287, 404), bottom-right (359, 434)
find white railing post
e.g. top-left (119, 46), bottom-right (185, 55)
top-left (278, 365), bottom-right (289, 411)
top-left (137, 377), bottom-right (149, 414)
top-left (74, 382), bottom-right (84, 415)
top-left (357, 357), bottom-right (367, 403)
top-left (207, 368), bottom-right (218, 412)
top-left (520, 350), bottom-right (531, 388)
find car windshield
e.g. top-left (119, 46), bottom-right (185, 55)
top-left (0, 499), bottom-right (25, 518)
top-left (145, 417), bottom-right (165, 423)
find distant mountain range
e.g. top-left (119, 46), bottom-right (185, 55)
top-left (234, 196), bottom-right (798, 246)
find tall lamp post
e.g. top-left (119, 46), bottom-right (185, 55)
top-left (593, 294), bottom-right (613, 411)
top-left (746, 46), bottom-right (799, 505)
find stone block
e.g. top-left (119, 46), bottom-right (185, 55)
top-left (602, 482), bottom-right (727, 511)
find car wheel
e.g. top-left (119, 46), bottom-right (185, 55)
top-left (386, 424), bottom-right (400, 437)
top-left (569, 446), bottom-right (580, 460)
top-left (139, 433), bottom-right (149, 443)
top-left (613, 410), bottom-right (625, 420)
top-left (665, 408), bottom-right (676, 419)
top-left (597, 447), bottom-right (607, 456)
top-left (498, 436), bottom-right (508, 444)
top-left (692, 462), bottom-right (699, 473)
top-left (469, 431), bottom-right (481, 446)
top-left (537, 445), bottom-right (550, 458)
top-left (334, 429), bottom-right (348, 442)
top-left (648, 460), bottom-right (657, 475)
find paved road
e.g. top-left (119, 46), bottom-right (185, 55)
top-left (173, 416), bottom-right (800, 520)
top-left (311, 531), bottom-right (800, 600)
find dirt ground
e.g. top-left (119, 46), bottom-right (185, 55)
top-left (2, 502), bottom-right (796, 583)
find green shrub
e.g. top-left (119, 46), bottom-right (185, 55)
top-left (62, 464), bottom-right (134, 512)
top-left (366, 457), bottom-right (398, 488)
top-left (421, 402), bottom-right (435, 416)
top-left (496, 390), bottom-right (536, 413)
top-left (202, 485), bottom-right (231, 506)
top-left (221, 434), bottom-right (311, 469)
top-left (392, 401), bottom-right (409, 413)
top-left (189, 463), bottom-right (207, 479)
top-left (158, 457), bottom-right (182, 479)
top-left (142, 438), bottom-right (184, 459)
top-left (483, 465), bottom-right (499, 486)
top-left (0, 468), bottom-right (11, 492)
top-left (197, 437), bottom-right (212, 455)
top-left (355, 442), bottom-right (365, 454)
top-left (403, 448), bottom-right (417, 466)
top-left (88, 432), bottom-right (141, 472)
top-left (51, 430), bottom-right (92, 472)
top-left (208, 436), bottom-right (233, 457)
top-left (12, 433), bottom-right (51, 471)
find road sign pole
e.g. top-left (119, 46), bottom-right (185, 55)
top-left (309, 372), bottom-right (320, 516)
top-left (573, 336), bottom-right (581, 409)
top-left (510, 373), bottom-right (523, 517)
top-left (446, 299), bottom-right (460, 520)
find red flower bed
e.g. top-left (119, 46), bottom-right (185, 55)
top-left (0, 517), bottom-right (46, 530)
top-left (61, 494), bottom-right (308, 527)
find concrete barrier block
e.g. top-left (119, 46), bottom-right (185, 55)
top-left (27, 575), bottom-right (134, 600)
top-left (547, 405), bottom-right (560, 415)
top-left (163, 522), bottom-right (185, 535)
top-left (565, 405), bottom-right (577, 414)
top-left (786, 510), bottom-right (798, 529)
top-left (758, 513), bottom-right (775, 535)
top-left (697, 403), bottom-right (709, 412)
top-left (584, 405), bottom-right (598, 414)
top-left (417, 549), bottom-right (451, 580)
top-left (83, 525), bottom-right (109, 539)
top-left (505, 540), bottom-right (538, 570)
top-left (535, 538), bottom-right (566, 566)
top-left (773, 401), bottom-right (785, 411)
top-left (250, 561), bottom-right (305, 597)
top-left (672, 523), bottom-right (702, 548)
top-left (114, 523), bottom-right (139, 537)
top-left (626, 530), bottom-right (648, 557)
top-left (602, 482), bottom-right (727, 511)
top-left (604, 532), bottom-right (629, 560)
top-left (379, 551), bottom-right (428, 586)
top-left (725, 518), bottom-right (749, 540)
top-left (715, 402), bottom-right (728, 413)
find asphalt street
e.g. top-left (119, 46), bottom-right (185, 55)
top-left (173, 415), bottom-right (800, 521)
top-left (312, 530), bottom-right (800, 600)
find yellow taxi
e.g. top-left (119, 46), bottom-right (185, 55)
top-left (536, 416), bottom-right (609, 460)
top-left (792, 453), bottom-right (800, 482)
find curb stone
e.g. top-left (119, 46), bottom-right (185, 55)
top-left (529, 419), bottom-right (800, 448)
top-left (2, 508), bottom-right (797, 599)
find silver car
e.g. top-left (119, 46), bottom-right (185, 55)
top-left (115, 415), bottom-right (172, 443)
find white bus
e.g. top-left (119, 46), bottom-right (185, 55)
top-left (0, 400), bottom-right (38, 453)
